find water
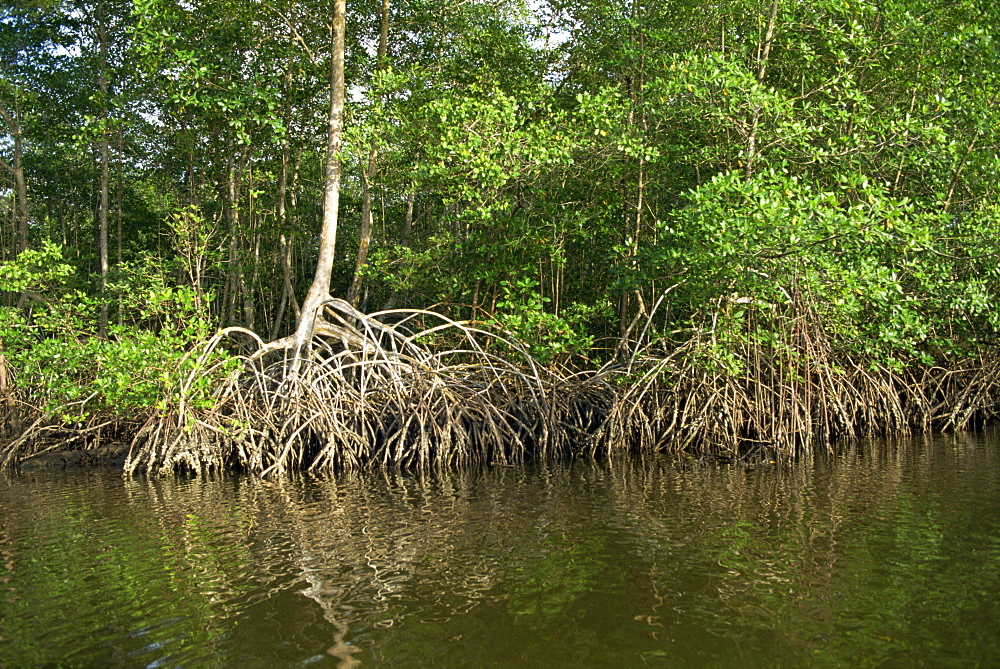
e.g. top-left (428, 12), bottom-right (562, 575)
top-left (1, 432), bottom-right (999, 668)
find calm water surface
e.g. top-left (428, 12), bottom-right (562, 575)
top-left (1, 432), bottom-right (999, 667)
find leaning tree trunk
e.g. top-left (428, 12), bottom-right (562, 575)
top-left (118, 0), bottom-right (571, 477)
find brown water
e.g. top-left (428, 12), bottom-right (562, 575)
top-left (1, 431), bottom-right (999, 667)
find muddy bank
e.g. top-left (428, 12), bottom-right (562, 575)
top-left (17, 443), bottom-right (129, 471)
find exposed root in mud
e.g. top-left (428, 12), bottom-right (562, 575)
top-left (599, 296), bottom-right (1000, 461)
top-left (0, 389), bottom-right (139, 469)
top-left (5, 296), bottom-right (1000, 475)
top-left (123, 299), bottom-right (618, 476)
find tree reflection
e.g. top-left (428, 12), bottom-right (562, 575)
top-left (1, 433), bottom-right (998, 666)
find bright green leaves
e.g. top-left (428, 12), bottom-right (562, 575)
top-left (488, 277), bottom-right (597, 363)
top-left (131, 0), bottom-right (300, 146)
top-left (0, 239), bottom-right (74, 295)
top-left (0, 243), bottom-right (231, 420)
top-left (421, 85), bottom-right (573, 209)
top-left (8, 0), bottom-right (1000, 394)
top-left (637, 167), bottom-right (1000, 364)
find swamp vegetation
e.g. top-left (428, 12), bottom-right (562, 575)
top-left (3, 0), bottom-right (1000, 473)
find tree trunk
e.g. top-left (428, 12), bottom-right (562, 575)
top-left (270, 70), bottom-right (296, 339)
top-left (0, 101), bottom-right (28, 255)
top-left (618, 0), bottom-right (646, 338)
top-left (13, 133), bottom-right (27, 256)
top-left (288, 157), bottom-right (302, 321)
top-left (379, 185), bottom-right (416, 312)
top-left (97, 4), bottom-right (111, 338)
top-left (0, 342), bottom-right (18, 436)
top-left (224, 148), bottom-right (244, 325)
top-left (244, 160), bottom-right (258, 331)
top-left (116, 125), bottom-right (123, 269)
top-left (346, 0), bottom-right (391, 308)
top-left (744, 0), bottom-right (779, 181)
top-left (288, 0), bottom-right (347, 361)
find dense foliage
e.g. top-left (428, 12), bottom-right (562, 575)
top-left (3, 0), bottom-right (1000, 463)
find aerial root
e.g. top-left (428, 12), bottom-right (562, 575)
top-left (124, 302), bottom-right (619, 476)
top-left (7, 297), bottom-right (1000, 473)
top-left (601, 296), bottom-right (1000, 462)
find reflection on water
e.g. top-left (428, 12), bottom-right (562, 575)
top-left (1, 431), bottom-right (999, 667)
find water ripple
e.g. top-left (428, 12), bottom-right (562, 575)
top-left (2, 433), bottom-right (999, 667)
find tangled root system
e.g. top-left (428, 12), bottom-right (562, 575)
top-left (125, 302), bottom-right (619, 476)
top-left (6, 296), bottom-right (1000, 475)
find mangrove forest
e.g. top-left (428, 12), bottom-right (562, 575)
top-left (3, 0), bottom-right (1000, 474)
